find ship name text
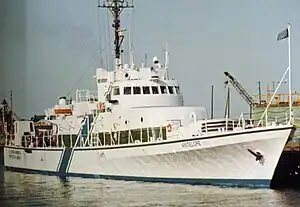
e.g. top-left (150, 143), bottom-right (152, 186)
top-left (8, 150), bottom-right (22, 160)
top-left (181, 140), bottom-right (201, 148)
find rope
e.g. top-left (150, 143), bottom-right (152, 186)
top-left (65, 55), bottom-right (98, 98)
top-left (65, 5), bottom-right (115, 97)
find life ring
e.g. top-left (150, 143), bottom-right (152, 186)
top-left (167, 124), bottom-right (172, 132)
top-left (97, 103), bottom-right (105, 112)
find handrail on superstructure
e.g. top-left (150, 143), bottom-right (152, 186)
top-left (2, 112), bottom-right (274, 150)
top-left (75, 90), bottom-right (98, 103)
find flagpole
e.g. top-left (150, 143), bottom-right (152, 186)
top-left (288, 23), bottom-right (292, 123)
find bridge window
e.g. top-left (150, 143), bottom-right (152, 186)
top-left (175, 86), bottom-right (180, 94)
top-left (133, 86), bottom-right (141, 95)
top-left (168, 86), bottom-right (174, 94)
top-left (152, 86), bottom-right (159, 94)
top-left (113, 87), bottom-right (120, 95)
top-left (124, 87), bottom-right (131, 95)
top-left (142, 86), bottom-right (150, 94)
top-left (97, 78), bottom-right (107, 83)
top-left (160, 86), bottom-right (167, 94)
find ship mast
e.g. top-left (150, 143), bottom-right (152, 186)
top-left (98, 0), bottom-right (134, 70)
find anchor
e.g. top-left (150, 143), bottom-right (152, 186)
top-left (247, 148), bottom-right (265, 165)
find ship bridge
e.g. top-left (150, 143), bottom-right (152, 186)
top-left (108, 79), bottom-right (183, 109)
top-left (96, 56), bottom-right (184, 109)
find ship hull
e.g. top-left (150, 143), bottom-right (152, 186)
top-left (1, 126), bottom-right (294, 188)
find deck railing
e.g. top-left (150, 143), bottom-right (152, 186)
top-left (3, 111), bottom-right (291, 150)
top-left (75, 90), bottom-right (98, 103)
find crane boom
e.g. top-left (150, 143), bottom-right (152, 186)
top-left (224, 72), bottom-right (256, 107)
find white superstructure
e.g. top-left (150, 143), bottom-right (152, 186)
top-left (0, 0), bottom-right (296, 188)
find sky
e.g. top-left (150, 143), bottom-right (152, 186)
top-left (0, 0), bottom-right (300, 119)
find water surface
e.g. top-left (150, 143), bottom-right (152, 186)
top-left (0, 169), bottom-right (300, 206)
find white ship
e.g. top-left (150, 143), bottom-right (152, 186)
top-left (0, 0), bottom-right (296, 188)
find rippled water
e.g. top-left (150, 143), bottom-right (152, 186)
top-left (0, 169), bottom-right (300, 206)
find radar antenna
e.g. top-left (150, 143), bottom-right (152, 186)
top-left (98, 0), bottom-right (134, 69)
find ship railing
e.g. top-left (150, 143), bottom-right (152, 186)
top-left (84, 112), bottom-right (101, 147)
top-left (3, 130), bottom-right (63, 149)
top-left (34, 130), bottom-right (58, 148)
top-left (75, 89), bottom-right (98, 103)
top-left (3, 132), bottom-right (73, 148)
top-left (250, 113), bottom-right (290, 127)
top-left (21, 133), bottom-right (56, 149)
top-left (236, 113), bottom-right (246, 129)
top-left (198, 113), bottom-right (256, 136)
top-left (4, 134), bottom-right (15, 146)
top-left (73, 125), bottom-right (168, 148)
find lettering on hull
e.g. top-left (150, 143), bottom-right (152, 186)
top-left (8, 150), bottom-right (22, 160)
top-left (181, 140), bottom-right (201, 148)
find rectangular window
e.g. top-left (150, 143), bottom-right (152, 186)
top-left (160, 86), bottom-right (167, 94)
top-left (175, 86), bottom-right (180, 94)
top-left (124, 87), bottom-right (131, 95)
top-left (133, 86), bottom-right (141, 94)
top-left (152, 86), bottom-right (159, 94)
top-left (113, 87), bottom-right (120, 95)
top-left (30, 122), bottom-right (34, 132)
top-left (168, 86), bottom-right (174, 94)
top-left (142, 86), bottom-right (150, 94)
top-left (97, 78), bottom-right (107, 83)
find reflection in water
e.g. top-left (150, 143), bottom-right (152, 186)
top-left (0, 170), bottom-right (300, 207)
top-left (58, 176), bottom-right (70, 186)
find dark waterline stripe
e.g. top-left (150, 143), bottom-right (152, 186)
top-left (4, 166), bottom-right (271, 189)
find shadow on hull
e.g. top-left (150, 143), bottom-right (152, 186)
top-left (271, 150), bottom-right (300, 189)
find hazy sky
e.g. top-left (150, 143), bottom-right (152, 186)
top-left (1, 0), bottom-right (300, 118)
